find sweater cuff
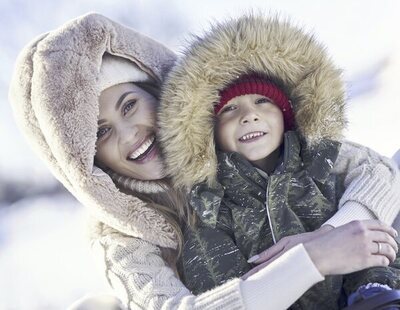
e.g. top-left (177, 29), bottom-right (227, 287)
top-left (194, 278), bottom-right (246, 309)
top-left (240, 244), bottom-right (324, 310)
top-left (340, 164), bottom-right (400, 225)
top-left (323, 201), bottom-right (376, 228)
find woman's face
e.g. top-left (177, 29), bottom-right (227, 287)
top-left (95, 82), bottom-right (165, 180)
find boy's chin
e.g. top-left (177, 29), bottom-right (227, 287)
top-left (245, 152), bottom-right (272, 162)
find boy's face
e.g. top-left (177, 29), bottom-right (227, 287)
top-left (215, 94), bottom-right (284, 165)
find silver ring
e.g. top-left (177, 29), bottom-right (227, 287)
top-left (375, 241), bottom-right (382, 255)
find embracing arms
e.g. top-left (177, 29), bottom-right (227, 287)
top-left (88, 219), bottom-right (324, 310)
top-left (248, 141), bottom-right (400, 269)
top-left (89, 219), bottom-right (397, 310)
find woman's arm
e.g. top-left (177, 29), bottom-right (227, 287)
top-left (324, 140), bottom-right (400, 228)
top-left (242, 220), bottom-right (398, 309)
top-left (89, 220), bottom-right (245, 310)
top-left (89, 219), bottom-right (324, 310)
top-left (244, 141), bottom-right (400, 266)
top-left (89, 219), bottom-right (397, 310)
top-left (240, 243), bottom-right (323, 310)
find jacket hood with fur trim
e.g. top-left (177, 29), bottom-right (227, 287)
top-left (9, 13), bottom-right (178, 248)
top-left (159, 15), bottom-right (346, 189)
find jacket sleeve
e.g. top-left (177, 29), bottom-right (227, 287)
top-left (324, 140), bottom-right (400, 228)
top-left (88, 220), bottom-right (324, 310)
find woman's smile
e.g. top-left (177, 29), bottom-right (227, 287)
top-left (128, 135), bottom-right (156, 160)
top-left (128, 136), bottom-right (159, 164)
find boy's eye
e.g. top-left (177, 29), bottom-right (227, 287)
top-left (256, 97), bottom-right (273, 104)
top-left (96, 127), bottom-right (110, 140)
top-left (123, 100), bottom-right (137, 115)
top-left (220, 105), bottom-right (236, 114)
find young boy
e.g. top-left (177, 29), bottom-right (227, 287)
top-left (158, 15), bottom-right (400, 309)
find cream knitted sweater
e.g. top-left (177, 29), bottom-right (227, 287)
top-left (9, 13), bottom-right (400, 310)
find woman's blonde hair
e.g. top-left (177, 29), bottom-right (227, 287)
top-left (131, 179), bottom-right (196, 264)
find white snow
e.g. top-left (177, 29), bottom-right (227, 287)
top-left (0, 194), bottom-right (111, 309)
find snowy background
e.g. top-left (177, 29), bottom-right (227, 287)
top-left (1, 0), bottom-right (399, 309)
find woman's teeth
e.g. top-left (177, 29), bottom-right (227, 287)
top-left (239, 131), bottom-right (266, 141)
top-left (129, 136), bottom-right (155, 160)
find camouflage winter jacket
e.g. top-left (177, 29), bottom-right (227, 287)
top-left (180, 131), bottom-right (400, 309)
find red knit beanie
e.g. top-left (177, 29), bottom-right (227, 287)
top-left (216, 74), bottom-right (295, 131)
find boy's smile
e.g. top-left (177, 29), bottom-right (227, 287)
top-left (239, 131), bottom-right (266, 142)
top-left (215, 94), bottom-right (284, 172)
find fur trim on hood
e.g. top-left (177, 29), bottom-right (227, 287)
top-left (9, 13), bottom-right (178, 248)
top-left (159, 14), bottom-right (346, 189)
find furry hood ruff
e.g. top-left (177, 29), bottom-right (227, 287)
top-left (159, 15), bottom-right (346, 189)
top-left (9, 13), bottom-right (178, 248)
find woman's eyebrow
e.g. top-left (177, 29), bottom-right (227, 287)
top-left (115, 91), bottom-right (135, 111)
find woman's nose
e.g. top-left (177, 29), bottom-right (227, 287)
top-left (119, 124), bottom-right (139, 145)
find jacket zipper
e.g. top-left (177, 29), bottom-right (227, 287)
top-left (265, 180), bottom-right (277, 244)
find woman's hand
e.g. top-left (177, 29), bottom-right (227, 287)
top-left (242, 220), bottom-right (398, 280)
top-left (247, 225), bottom-right (334, 265)
top-left (242, 225), bottom-right (334, 280)
top-left (304, 220), bottom-right (398, 276)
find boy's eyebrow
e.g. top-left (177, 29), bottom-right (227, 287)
top-left (97, 91), bottom-right (135, 125)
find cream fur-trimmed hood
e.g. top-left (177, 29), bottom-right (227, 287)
top-left (9, 13), bottom-right (178, 248)
top-left (159, 14), bottom-right (346, 189)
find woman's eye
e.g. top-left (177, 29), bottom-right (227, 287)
top-left (96, 127), bottom-right (110, 139)
top-left (256, 97), bottom-right (273, 104)
top-left (123, 100), bottom-right (137, 115)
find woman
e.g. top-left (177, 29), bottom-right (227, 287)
top-left (9, 13), bottom-right (400, 310)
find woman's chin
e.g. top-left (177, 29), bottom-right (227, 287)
top-left (149, 169), bottom-right (167, 181)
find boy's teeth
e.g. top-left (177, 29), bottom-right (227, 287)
top-left (129, 136), bottom-right (155, 159)
top-left (240, 132), bottom-right (265, 141)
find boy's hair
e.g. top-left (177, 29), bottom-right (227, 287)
top-left (215, 73), bottom-right (295, 131)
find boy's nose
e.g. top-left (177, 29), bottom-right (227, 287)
top-left (240, 110), bottom-right (259, 124)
